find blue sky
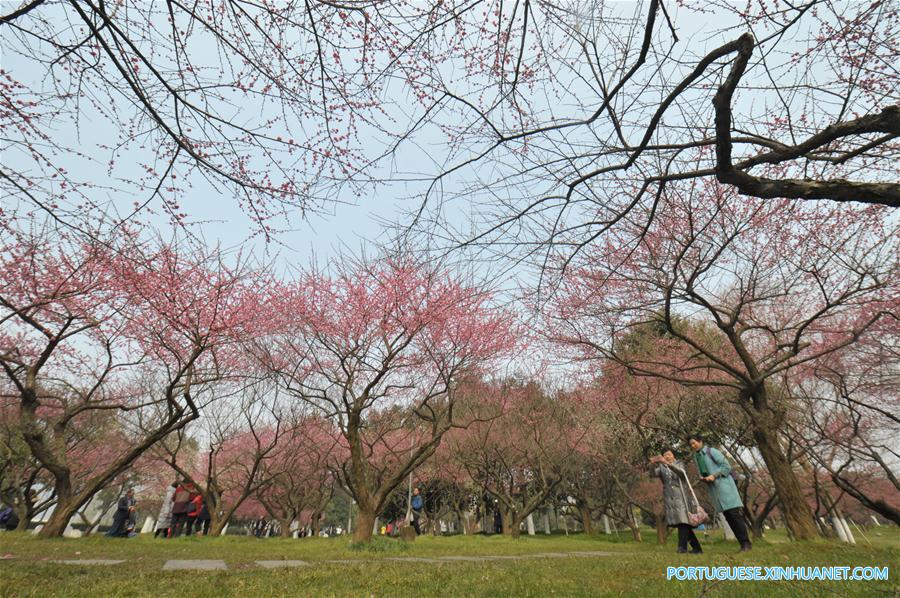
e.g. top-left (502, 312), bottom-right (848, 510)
top-left (1, 1), bottom-right (828, 280)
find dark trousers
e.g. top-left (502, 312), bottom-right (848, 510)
top-left (171, 512), bottom-right (190, 537)
top-left (198, 518), bottom-right (211, 536)
top-left (185, 516), bottom-right (198, 535)
top-left (412, 511), bottom-right (421, 535)
top-left (154, 527), bottom-right (169, 538)
top-left (676, 524), bottom-right (701, 551)
top-left (723, 508), bottom-right (752, 547)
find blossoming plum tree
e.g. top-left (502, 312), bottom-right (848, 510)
top-left (0, 224), bottom-right (261, 536)
top-left (551, 182), bottom-right (897, 540)
top-left (259, 255), bottom-right (515, 542)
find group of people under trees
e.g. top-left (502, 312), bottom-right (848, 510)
top-left (104, 441), bottom-right (756, 547)
top-left (649, 436), bottom-right (753, 554)
top-left (151, 481), bottom-right (210, 539)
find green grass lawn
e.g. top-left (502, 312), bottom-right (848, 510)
top-left (0, 528), bottom-right (896, 596)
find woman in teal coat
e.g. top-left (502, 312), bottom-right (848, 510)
top-left (688, 435), bottom-right (752, 551)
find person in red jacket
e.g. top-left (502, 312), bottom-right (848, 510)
top-left (185, 489), bottom-right (204, 536)
top-left (169, 481), bottom-right (193, 537)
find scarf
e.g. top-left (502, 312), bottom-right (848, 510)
top-left (695, 451), bottom-right (710, 477)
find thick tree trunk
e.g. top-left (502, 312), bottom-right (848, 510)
top-left (14, 505), bottom-right (30, 532)
top-left (501, 509), bottom-right (512, 536)
top-left (501, 509), bottom-right (524, 538)
top-left (311, 512), bottom-right (321, 537)
top-left (751, 421), bottom-right (818, 540)
top-left (15, 516), bottom-right (29, 532)
top-left (24, 406), bottom-right (79, 539)
top-left (279, 519), bottom-right (292, 538)
top-left (579, 506), bottom-right (593, 535)
top-left (209, 512), bottom-right (228, 537)
top-left (353, 508), bottom-right (376, 543)
top-left (39, 498), bottom-right (78, 538)
top-left (504, 515), bottom-right (523, 538)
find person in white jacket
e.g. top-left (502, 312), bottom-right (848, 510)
top-left (154, 482), bottom-right (178, 538)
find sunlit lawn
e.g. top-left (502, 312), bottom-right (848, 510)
top-left (0, 527), bottom-right (896, 596)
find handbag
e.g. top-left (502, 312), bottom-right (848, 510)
top-left (672, 465), bottom-right (709, 527)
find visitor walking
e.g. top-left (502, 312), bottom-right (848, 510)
top-left (197, 498), bottom-right (211, 536)
top-left (649, 449), bottom-right (703, 554)
top-left (411, 487), bottom-right (424, 535)
top-left (185, 488), bottom-right (203, 535)
top-left (154, 482), bottom-right (177, 538)
top-left (169, 481), bottom-right (193, 537)
top-left (106, 489), bottom-right (136, 537)
top-left (688, 435), bottom-right (752, 551)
